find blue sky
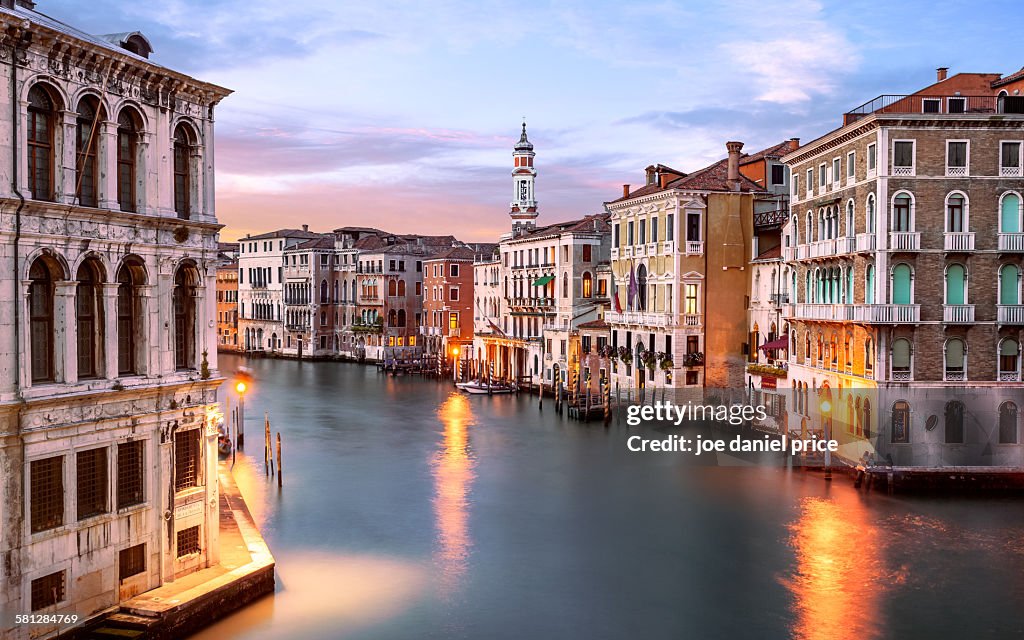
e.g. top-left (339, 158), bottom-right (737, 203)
top-left (41, 0), bottom-right (1024, 241)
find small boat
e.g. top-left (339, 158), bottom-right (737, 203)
top-left (218, 435), bottom-right (233, 457)
top-left (458, 380), bottom-right (516, 395)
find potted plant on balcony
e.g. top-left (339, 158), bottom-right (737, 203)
top-left (683, 351), bottom-right (704, 367)
top-left (617, 345), bottom-right (632, 367)
top-left (658, 351), bottom-right (674, 371)
top-left (639, 349), bottom-right (656, 373)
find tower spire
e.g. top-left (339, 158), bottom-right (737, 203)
top-left (510, 121), bottom-right (537, 236)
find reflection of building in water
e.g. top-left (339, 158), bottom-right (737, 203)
top-left (786, 495), bottom-right (885, 640)
top-left (433, 394), bottom-right (476, 596)
top-left (781, 67), bottom-right (1024, 468)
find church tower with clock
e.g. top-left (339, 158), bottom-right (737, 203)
top-left (510, 121), bottom-right (538, 236)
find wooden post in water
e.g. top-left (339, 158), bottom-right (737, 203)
top-left (265, 414), bottom-right (271, 476)
top-left (276, 432), bottom-right (283, 488)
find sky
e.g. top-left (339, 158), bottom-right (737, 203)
top-left (40, 0), bottom-right (1024, 242)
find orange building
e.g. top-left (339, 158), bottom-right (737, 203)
top-left (423, 246), bottom-right (479, 372)
top-left (216, 261), bottom-right (240, 351)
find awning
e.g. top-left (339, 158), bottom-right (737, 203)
top-left (532, 275), bottom-right (555, 287)
top-left (758, 335), bottom-right (789, 351)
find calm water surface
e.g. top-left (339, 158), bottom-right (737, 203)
top-left (194, 354), bottom-right (1024, 640)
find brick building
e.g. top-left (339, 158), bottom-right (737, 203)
top-left (782, 68), bottom-right (1024, 467)
top-left (216, 261), bottom-right (239, 351)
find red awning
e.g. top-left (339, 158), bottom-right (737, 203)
top-left (758, 335), bottom-right (789, 351)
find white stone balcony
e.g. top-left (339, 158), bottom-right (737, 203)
top-left (788, 303), bottom-right (920, 324)
top-left (889, 231), bottom-right (920, 251)
top-left (807, 239), bottom-right (836, 259)
top-left (685, 241), bottom-right (704, 255)
top-left (661, 241), bottom-right (676, 254)
top-left (943, 304), bottom-right (975, 324)
top-left (999, 371), bottom-right (1021, 382)
top-left (856, 233), bottom-right (877, 252)
top-left (610, 248), bottom-right (619, 260)
top-left (835, 236), bottom-right (857, 254)
top-left (999, 305), bottom-right (1024, 325)
top-left (1001, 166), bottom-right (1022, 177)
top-left (782, 246), bottom-right (796, 262)
top-left (999, 233), bottom-right (1024, 252)
top-left (946, 166), bottom-right (968, 177)
top-left (683, 313), bottom-right (701, 327)
top-left (943, 232), bottom-right (975, 252)
top-left (604, 311), bottom-right (677, 328)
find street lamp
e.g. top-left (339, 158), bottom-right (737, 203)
top-left (451, 346), bottom-right (460, 382)
top-left (820, 397), bottom-right (832, 481)
top-left (234, 370), bottom-right (253, 448)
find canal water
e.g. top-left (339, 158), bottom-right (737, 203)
top-left (196, 354), bottom-right (1024, 640)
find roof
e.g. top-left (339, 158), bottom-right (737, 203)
top-left (423, 246), bottom-right (478, 261)
top-left (993, 66), bottom-right (1024, 88)
top-left (509, 212), bottom-right (611, 242)
top-left (610, 151), bottom-right (767, 203)
top-left (242, 228), bottom-right (323, 241)
top-left (577, 319), bottom-right (610, 330)
top-left (754, 244), bottom-right (782, 261)
top-left (286, 236), bottom-right (335, 251)
top-left (739, 140), bottom-right (796, 166)
top-left (217, 261), bottom-right (238, 271)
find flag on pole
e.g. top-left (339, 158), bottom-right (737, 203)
top-left (612, 269), bottom-right (622, 313)
top-left (627, 263), bottom-right (638, 311)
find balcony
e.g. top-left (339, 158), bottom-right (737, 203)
top-left (769, 292), bottom-right (790, 306)
top-left (834, 236), bottom-right (857, 255)
top-left (889, 231), bottom-right (920, 252)
top-left (807, 239), bottom-right (836, 259)
top-left (510, 296), bottom-right (555, 308)
top-left (611, 248), bottom-right (619, 260)
top-left (855, 233), bottom-right (877, 253)
top-left (944, 370), bottom-right (966, 382)
top-left (999, 371), bottom-right (1022, 382)
top-left (946, 166), bottom-right (968, 177)
top-left (786, 303), bottom-right (920, 324)
top-left (999, 305), bottom-right (1024, 325)
top-left (943, 304), bottom-right (975, 324)
top-left (1001, 166), bottom-right (1023, 177)
top-left (661, 241), bottom-right (676, 254)
top-left (844, 94), bottom-right (1022, 124)
top-left (683, 313), bottom-right (701, 327)
top-left (685, 241), bottom-right (704, 255)
top-left (782, 246), bottom-right (796, 262)
top-left (999, 233), bottom-right (1024, 252)
top-left (943, 232), bottom-right (975, 252)
top-left (604, 311), bottom-right (677, 328)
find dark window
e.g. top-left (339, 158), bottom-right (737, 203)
top-left (31, 456), bottom-right (64, 533)
top-left (891, 400), bottom-right (911, 443)
top-left (173, 267), bottom-right (197, 369)
top-left (771, 164), bottom-right (785, 185)
top-left (1002, 142), bottom-right (1021, 169)
top-left (173, 124), bottom-right (191, 219)
top-left (75, 97), bottom-right (102, 207)
top-left (119, 543), bottom-right (146, 581)
top-left (944, 401), bottom-right (964, 444)
top-left (174, 429), bottom-right (201, 491)
top-left (31, 571), bottom-right (65, 611)
top-left (176, 525), bottom-right (200, 557)
top-left (893, 195), bottom-right (912, 232)
top-left (76, 261), bottom-right (103, 379)
top-left (922, 99), bottom-right (940, 113)
top-left (27, 86), bottom-right (55, 201)
top-left (117, 263), bottom-right (140, 374)
top-left (686, 212), bottom-right (701, 242)
top-left (947, 141), bottom-right (967, 168)
top-left (948, 97), bottom-right (966, 114)
top-left (894, 141), bottom-right (914, 168)
top-left (666, 214), bottom-right (674, 241)
top-left (29, 259), bottom-right (55, 383)
top-left (117, 110), bottom-right (138, 212)
top-left (685, 371), bottom-right (699, 385)
top-left (1000, 402), bottom-right (1018, 444)
top-left (77, 447), bottom-right (108, 520)
top-left (117, 440), bottom-right (144, 509)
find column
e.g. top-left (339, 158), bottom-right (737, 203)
top-left (55, 281), bottom-right (77, 384)
top-left (137, 132), bottom-right (153, 214)
top-left (20, 281), bottom-right (33, 390)
top-left (98, 120), bottom-right (119, 209)
top-left (102, 283), bottom-right (119, 379)
top-left (59, 110), bottom-right (79, 204)
top-left (140, 283), bottom-right (160, 375)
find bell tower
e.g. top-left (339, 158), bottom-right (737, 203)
top-left (510, 121), bottom-right (538, 236)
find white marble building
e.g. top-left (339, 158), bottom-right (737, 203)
top-left (0, 3), bottom-right (231, 636)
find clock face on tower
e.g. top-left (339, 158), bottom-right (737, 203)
top-left (519, 181), bottom-right (529, 202)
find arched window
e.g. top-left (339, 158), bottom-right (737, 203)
top-left (864, 338), bottom-right (874, 375)
top-left (892, 337), bottom-right (912, 380)
top-left (893, 193), bottom-right (912, 232)
top-left (582, 272), bottom-right (593, 298)
top-left (804, 332), bottom-right (811, 363)
top-left (29, 257), bottom-right (58, 382)
top-left (636, 264), bottom-right (648, 310)
top-left (333, 280), bottom-right (338, 303)
top-left (891, 264), bottom-right (913, 304)
top-left (944, 400), bottom-right (964, 444)
top-left (999, 402), bottom-right (1018, 444)
top-left (863, 399), bottom-right (871, 439)
top-left (397, 280), bottom-right (406, 297)
top-left (173, 124), bottom-right (193, 219)
top-left (945, 264), bottom-right (967, 305)
top-left (1000, 192), bottom-right (1021, 233)
top-left (173, 265), bottom-right (198, 369)
top-left (846, 200), bottom-right (855, 237)
top-left (388, 279), bottom-right (397, 297)
top-left (1000, 264), bottom-right (1021, 305)
top-left (865, 264), bottom-right (875, 304)
top-left (866, 194), bottom-right (876, 233)
top-left (117, 258), bottom-right (145, 375)
top-left (944, 338), bottom-right (966, 381)
top-left (388, 309), bottom-right (397, 327)
top-left (76, 259), bottom-right (105, 378)
top-left (999, 338), bottom-right (1021, 381)
top-left (791, 215), bottom-right (799, 244)
top-left (891, 400), bottom-right (911, 443)
top-left (946, 193), bottom-right (967, 232)
top-left (562, 273), bottom-right (569, 300)
top-left (28, 85), bottom-right (57, 202)
top-left (117, 108), bottom-right (140, 212)
top-left (397, 309), bottom-right (406, 327)
top-left (75, 96), bottom-right (104, 207)
top-left (320, 279), bottom-right (329, 304)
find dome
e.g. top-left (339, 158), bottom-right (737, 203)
top-left (514, 122), bottom-right (533, 151)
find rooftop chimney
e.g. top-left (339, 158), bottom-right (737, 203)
top-left (659, 172), bottom-right (673, 188)
top-left (622, 184), bottom-right (630, 198)
top-left (726, 141), bottom-right (744, 191)
top-left (937, 67), bottom-right (949, 82)
top-left (302, 224), bottom-right (309, 232)
top-left (645, 165), bottom-right (656, 185)
top-left (789, 138), bottom-right (800, 152)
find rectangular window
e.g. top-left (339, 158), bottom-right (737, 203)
top-left (832, 158), bottom-right (840, 184)
top-left (806, 168), bottom-right (813, 193)
top-left (450, 287), bottom-right (459, 302)
top-left (119, 543), bottom-right (146, 581)
top-left (450, 264), bottom-right (459, 277)
top-left (582, 244), bottom-right (592, 262)
top-left (818, 163), bottom-right (826, 187)
top-left (639, 219), bottom-right (646, 244)
top-left (177, 525), bottom-right (201, 557)
top-left (948, 97), bottom-right (966, 114)
top-left (771, 164), bottom-right (785, 186)
top-left (686, 213), bottom-right (700, 242)
top-left (651, 217), bottom-right (658, 243)
top-left (613, 224), bottom-right (620, 246)
top-left (893, 141), bottom-right (915, 173)
top-left (687, 336), bottom-right (699, 354)
top-left (174, 429), bottom-right (201, 492)
top-left (627, 221), bottom-right (634, 245)
top-left (1001, 141), bottom-right (1022, 175)
top-left (867, 143), bottom-right (876, 172)
top-left (684, 284), bottom-right (698, 315)
top-left (922, 98), bottom-right (940, 113)
top-left (947, 141), bottom-right (968, 175)
top-left (449, 312), bottom-right (458, 330)
top-left (31, 456), bottom-right (64, 533)
top-left (847, 151), bottom-right (855, 178)
top-left (666, 214), bottom-right (674, 241)
top-left (116, 440), bottom-right (144, 509)
top-left (77, 447), bottom-right (108, 520)
top-left (31, 571), bottom-right (65, 611)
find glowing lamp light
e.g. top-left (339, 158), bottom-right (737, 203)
top-left (820, 399), bottom-right (832, 414)
top-left (235, 381), bottom-right (247, 395)
top-left (452, 347), bottom-right (460, 356)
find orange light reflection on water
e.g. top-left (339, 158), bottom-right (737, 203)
top-left (433, 392), bottom-right (477, 599)
top-left (784, 490), bottom-right (890, 640)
